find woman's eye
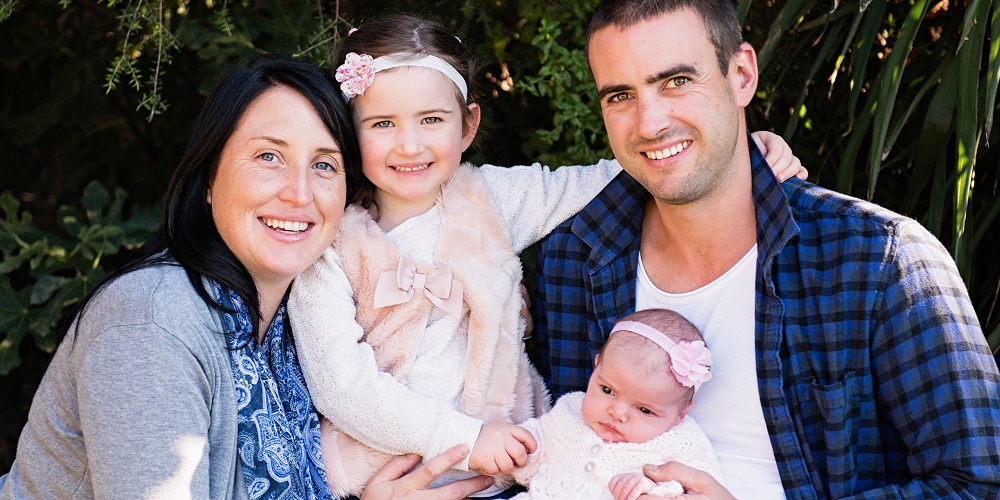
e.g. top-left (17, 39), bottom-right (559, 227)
top-left (259, 152), bottom-right (277, 162)
top-left (314, 161), bottom-right (337, 172)
top-left (601, 385), bottom-right (613, 395)
top-left (373, 120), bottom-right (392, 128)
top-left (422, 116), bottom-right (442, 124)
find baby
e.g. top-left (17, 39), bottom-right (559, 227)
top-left (512, 309), bottom-right (722, 500)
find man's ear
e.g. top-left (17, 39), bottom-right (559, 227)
top-left (729, 42), bottom-right (758, 107)
top-left (461, 103), bottom-right (482, 152)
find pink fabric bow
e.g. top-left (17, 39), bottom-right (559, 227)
top-left (373, 257), bottom-right (464, 317)
top-left (335, 52), bottom-right (375, 98)
top-left (668, 340), bottom-right (713, 391)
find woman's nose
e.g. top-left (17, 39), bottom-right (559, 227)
top-left (280, 165), bottom-right (313, 205)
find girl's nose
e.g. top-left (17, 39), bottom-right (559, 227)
top-left (608, 402), bottom-right (628, 422)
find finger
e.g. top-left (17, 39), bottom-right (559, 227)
top-left (793, 159), bottom-right (808, 180)
top-left (367, 453), bottom-right (422, 485)
top-left (434, 474), bottom-right (495, 500)
top-left (495, 451), bottom-right (514, 474)
top-left (408, 445), bottom-right (470, 489)
top-left (513, 425), bottom-right (538, 454)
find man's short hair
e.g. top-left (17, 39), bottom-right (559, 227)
top-left (585, 0), bottom-right (743, 74)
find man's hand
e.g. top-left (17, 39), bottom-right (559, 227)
top-left (360, 445), bottom-right (494, 500)
top-left (469, 422), bottom-right (538, 474)
top-left (640, 462), bottom-right (735, 499)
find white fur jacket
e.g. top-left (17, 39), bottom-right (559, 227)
top-left (288, 160), bottom-right (622, 497)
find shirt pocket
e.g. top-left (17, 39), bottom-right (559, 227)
top-left (791, 371), bottom-right (862, 499)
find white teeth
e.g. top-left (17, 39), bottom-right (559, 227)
top-left (262, 218), bottom-right (309, 232)
top-left (392, 163), bottom-right (430, 172)
top-left (643, 141), bottom-right (691, 160)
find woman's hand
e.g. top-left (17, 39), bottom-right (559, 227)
top-left (752, 131), bottom-right (807, 182)
top-left (360, 445), bottom-right (494, 500)
top-left (639, 462), bottom-right (735, 499)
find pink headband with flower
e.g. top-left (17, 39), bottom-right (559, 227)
top-left (610, 320), bottom-right (713, 391)
top-left (335, 51), bottom-right (468, 100)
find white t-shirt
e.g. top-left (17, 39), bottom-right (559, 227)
top-left (635, 245), bottom-right (786, 499)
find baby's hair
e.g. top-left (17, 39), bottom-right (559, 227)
top-left (334, 14), bottom-right (480, 211)
top-left (600, 309), bottom-right (706, 391)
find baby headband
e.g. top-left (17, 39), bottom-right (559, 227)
top-left (335, 51), bottom-right (468, 100)
top-left (610, 320), bottom-right (713, 391)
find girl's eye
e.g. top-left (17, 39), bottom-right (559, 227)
top-left (601, 385), bottom-right (613, 395)
top-left (373, 120), bottom-right (392, 128)
top-left (422, 116), bottom-right (442, 124)
top-left (259, 152), bottom-right (277, 162)
top-left (638, 407), bottom-right (653, 415)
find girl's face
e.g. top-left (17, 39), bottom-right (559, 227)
top-left (581, 344), bottom-right (694, 443)
top-left (208, 85), bottom-right (348, 304)
top-left (352, 66), bottom-right (479, 227)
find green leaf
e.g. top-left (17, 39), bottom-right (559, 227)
top-left (866, 0), bottom-right (931, 200)
top-left (81, 181), bottom-right (111, 218)
top-left (30, 274), bottom-right (66, 306)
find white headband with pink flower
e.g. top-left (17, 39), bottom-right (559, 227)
top-left (335, 51), bottom-right (468, 100)
top-left (610, 320), bottom-right (713, 391)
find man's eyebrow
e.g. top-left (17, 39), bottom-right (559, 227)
top-left (647, 64), bottom-right (699, 85)
top-left (596, 64), bottom-right (701, 101)
top-left (596, 84), bottom-right (631, 101)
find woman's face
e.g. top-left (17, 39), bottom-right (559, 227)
top-left (208, 85), bottom-right (347, 300)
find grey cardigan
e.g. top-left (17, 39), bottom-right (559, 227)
top-left (0, 263), bottom-right (249, 499)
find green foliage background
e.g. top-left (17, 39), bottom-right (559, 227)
top-left (1, 0), bottom-right (998, 472)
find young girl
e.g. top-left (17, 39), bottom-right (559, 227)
top-left (510, 309), bottom-right (720, 500)
top-left (287, 14), bottom-right (804, 497)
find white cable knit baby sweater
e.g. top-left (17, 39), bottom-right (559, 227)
top-left (512, 392), bottom-right (723, 499)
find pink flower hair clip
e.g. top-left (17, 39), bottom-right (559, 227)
top-left (666, 340), bottom-right (712, 390)
top-left (335, 52), bottom-right (375, 99)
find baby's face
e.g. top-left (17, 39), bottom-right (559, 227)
top-left (581, 346), bottom-right (693, 443)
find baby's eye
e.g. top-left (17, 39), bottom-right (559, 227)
top-left (259, 152), bottom-right (277, 162)
top-left (373, 120), bottom-right (392, 128)
top-left (600, 385), bottom-right (613, 395)
top-left (422, 116), bottom-right (442, 124)
top-left (638, 407), bottom-right (653, 415)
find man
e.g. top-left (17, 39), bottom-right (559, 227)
top-left (533, 0), bottom-right (1000, 498)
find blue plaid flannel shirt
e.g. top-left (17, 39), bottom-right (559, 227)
top-left (533, 138), bottom-right (1000, 499)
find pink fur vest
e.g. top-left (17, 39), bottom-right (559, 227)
top-left (321, 164), bottom-right (551, 496)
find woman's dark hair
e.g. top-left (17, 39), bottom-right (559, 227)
top-left (61, 56), bottom-right (361, 343)
top-left (334, 14), bottom-right (479, 212)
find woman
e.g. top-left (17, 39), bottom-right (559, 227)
top-left (0, 57), bottom-right (492, 500)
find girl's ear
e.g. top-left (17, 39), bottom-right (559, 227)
top-left (461, 103), bottom-right (482, 152)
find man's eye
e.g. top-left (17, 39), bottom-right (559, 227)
top-left (609, 93), bottom-right (630, 103)
top-left (670, 76), bottom-right (689, 87)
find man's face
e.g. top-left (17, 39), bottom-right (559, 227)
top-left (588, 8), bottom-right (757, 206)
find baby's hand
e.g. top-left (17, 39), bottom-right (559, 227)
top-left (609, 472), bottom-right (656, 500)
top-left (469, 422), bottom-right (537, 475)
top-left (752, 130), bottom-right (808, 182)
